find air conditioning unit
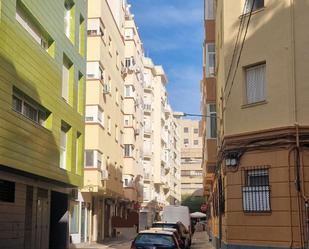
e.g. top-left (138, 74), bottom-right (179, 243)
top-left (101, 169), bottom-right (109, 180)
top-left (209, 66), bottom-right (215, 76)
top-left (70, 189), bottom-right (78, 200)
top-left (103, 84), bottom-right (111, 94)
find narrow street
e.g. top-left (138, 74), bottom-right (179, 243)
top-left (73, 231), bottom-right (212, 249)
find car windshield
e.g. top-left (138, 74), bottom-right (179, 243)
top-left (135, 234), bottom-right (175, 247)
top-left (153, 223), bottom-right (177, 229)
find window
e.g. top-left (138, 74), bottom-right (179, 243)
top-left (12, 88), bottom-right (50, 127)
top-left (116, 51), bottom-right (120, 69)
top-left (0, 180), bottom-right (15, 203)
top-left (245, 0), bottom-right (264, 14)
top-left (79, 15), bottom-right (85, 56)
top-left (207, 104), bottom-right (217, 138)
top-left (64, 0), bottom-right (74, 41)
top-left (206, 43), bottom-right (215, 77)
top-left (115, 125), bottom-right (119, 142)
top-left (16, 1), bottom-right (53, 55)
top-left (70, 202), bottom-right (79, 234)
top-left (124, 144), bottom-right (134, 157)
top-left (194, 128), bottom-right (199, 134)
top-left (124, 85), bottom-right (134, 98)
top-left (85, 105), bottom-right (104, 125)
top-left (124, 115), bottom-right (131, 126)
top-left (125, 28), bottom-right (134, 40)
top-left (125, 57), bottom-right (135, 68)
top-left (245, 63), bottom-right (266, 104)
top-left (205, 0), bottom-right (215, 19)
top-left (62, 55), bottom-right (72, 103)
top-left (86, 61), bottom-right (104, 81)
top-left (115, 88), bottom-right (119, 105)
top-left (108, 36), bottom-right (112, 56)
top-left (194, 140), bottom-right (199, 145)
top-left (85, 150), bottom-right (102, 168)
top-left (242, 167), bottom-right (270, 212)
top-left (183, 139), bottom-right (189, 145)
top-left (87, 18), bottom-right (105, 39)
top-left (107, 116), bottom-right (111, 134)
top-left (184, 127), bottom-right (189, 133)
top-left (75, 132), bottom-right (81, 174)
top-left (60, 122), bottom-right (70, 170)
top-left (77, 72), bottom-right (84, 115)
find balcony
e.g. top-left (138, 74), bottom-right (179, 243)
top-left (144, 82), bottom-right (153, 92)
top-left (143, 144), bottom-right (152, 158)
top-left (144, 124), bottom-right (152, 135)
top-left (206, 139), bottom-right (217, 164)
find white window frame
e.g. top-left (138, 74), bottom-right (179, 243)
top-left (206, 43), bottom-right (215, 77)
top-left (85, 105), bottom-right (104, 126)
top-left (206, 104), bottom-right (217, 139)
top-left (85, 150), bottom-right (103, 169)
top-left (60, 126), bottom-right (68, 170)
top-left (205, 0), bottom-right (215, 20)
top-left (124, 144), bottom-right (134, 157)
top-left (64, 1), bottom-right (73, 38)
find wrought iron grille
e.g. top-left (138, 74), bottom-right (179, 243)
top-left (242, 166), bottom-right (271, 213)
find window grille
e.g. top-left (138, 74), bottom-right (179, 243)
top-left (242, 166), bottom-right (271, 212)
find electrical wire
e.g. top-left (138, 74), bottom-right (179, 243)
top-left (225, 0), bottom-right (256, 105)
top-left (223, 1), bottom-right (247, 92)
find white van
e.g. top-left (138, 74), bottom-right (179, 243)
top-left (162, 205), bottom-right (192, 243)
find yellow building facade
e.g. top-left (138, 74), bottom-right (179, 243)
top-left (203, 1), bottom-right (309, 249)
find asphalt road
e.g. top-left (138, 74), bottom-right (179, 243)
top-left (73, 231), bottom-right (212, 249)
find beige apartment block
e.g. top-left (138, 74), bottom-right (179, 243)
top-left (204, 1), bottom-right (309, 249)
top-left (179, 119), bottom-right (203, 197)
top-left (122, 6), bottom-right (145, 203)
top-left (139, 57), bottom-right (181, 230)
top-left (80, 0), bottom-right (134, 243)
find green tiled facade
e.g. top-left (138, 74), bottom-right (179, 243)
top-left (0, 0), bottom-right (87, 187)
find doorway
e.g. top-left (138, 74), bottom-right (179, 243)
top-left (49, 191), bottom-right (68, 249)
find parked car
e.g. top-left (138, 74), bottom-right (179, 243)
top-left (161, 206), bottom-right (192, 245)
top-left (150, 227), bottom-right (185, 249)
top-left (152, 222), bottom-right (190, 248)
top-left (131, 230), bottom-right (181, 249)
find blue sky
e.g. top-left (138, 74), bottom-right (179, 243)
top-left (130, 0), bottom-right (204, 114)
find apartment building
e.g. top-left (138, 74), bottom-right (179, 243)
top-left (139, 57), bottom-right (181, 230)
top-left (0, 0), bottom-right (87, 248)
top-left (201, 0), bottom-right (217, 244)
top-left (81, 0), bottom-right (128, 242)
top-left (179, 119), bottom-right (203, 197)
top-left (122, 5), bottom-right (144, 204)
top-left (203, 1), bottom-right (309, 249)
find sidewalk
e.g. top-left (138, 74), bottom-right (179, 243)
top-left (191, 231), bottom-right (214, 249)
top-left (71, 238), bottom-right (132, 249)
